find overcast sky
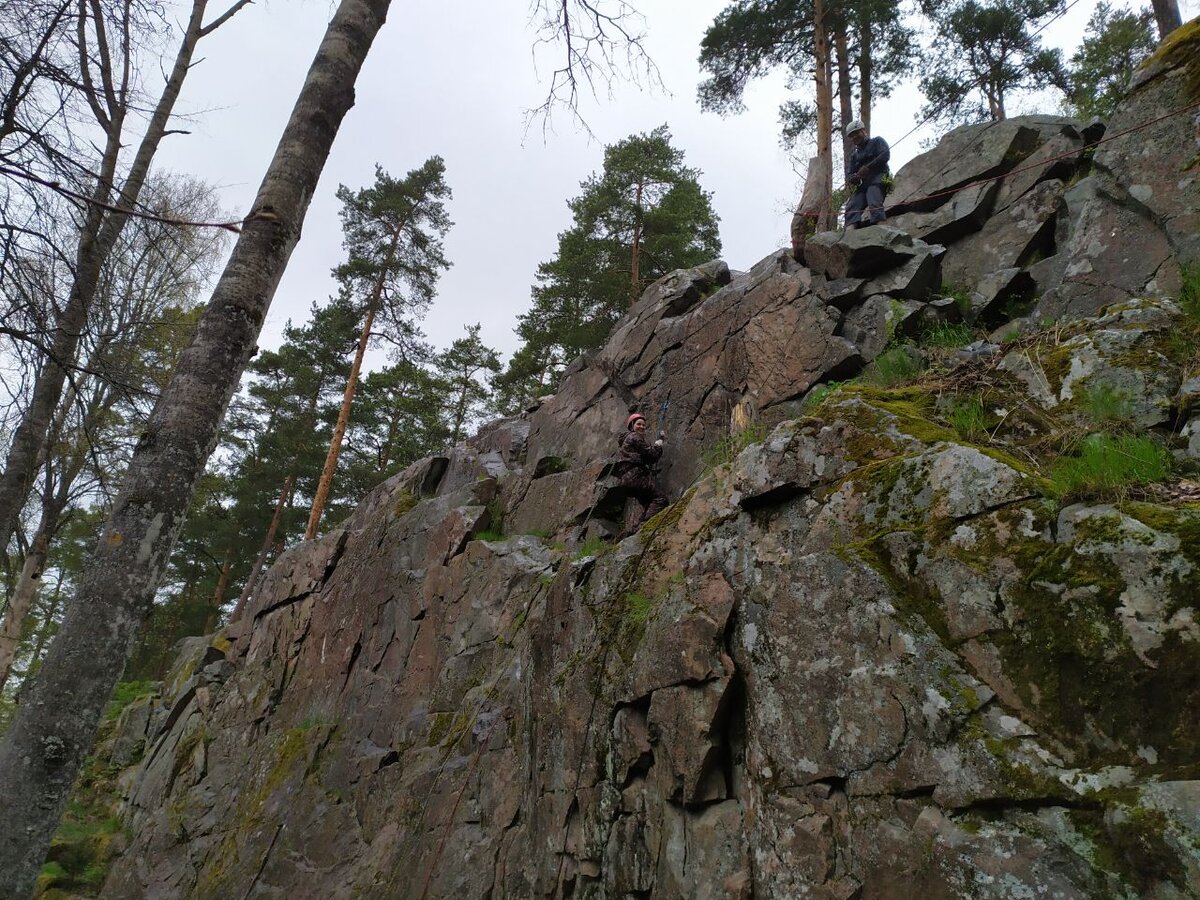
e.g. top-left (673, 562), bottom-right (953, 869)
top-left (155, 0), bottom-right (1199, 364)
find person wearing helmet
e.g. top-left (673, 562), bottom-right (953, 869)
top-left (616, 412), bottom-right (668, 532)
top-left (844, 118), bottom-right (890, 228)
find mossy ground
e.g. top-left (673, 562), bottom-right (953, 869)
top-left (36, 681), bottom-right (159, 898)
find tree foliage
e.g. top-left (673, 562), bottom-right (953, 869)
top-left (497, 126), bottom-right (720, 410)
top-left (699, 0), bottom-right (914, 156)
top-left (1066, 2), bottom-right (1156, 120)
top-left (307, 158), bottom-right (452, 537)
top-left (436, 324), bottom-right (501, 445)
top-left (917, 0), bottom-right (1068, 127)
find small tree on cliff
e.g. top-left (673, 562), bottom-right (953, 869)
top-left (917, 0), bottom-right (1069, 127)
top-left (305, 159), bottom-right (452, 538)
top-left (435, 324), bottom-right (501, 446)
top-left (1066, 2), bottom-right (1156, 120)
top-left (497, 126), bottom-right (720, 403)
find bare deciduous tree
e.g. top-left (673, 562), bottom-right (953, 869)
top-left (0, 0), bottom-right (250, 559)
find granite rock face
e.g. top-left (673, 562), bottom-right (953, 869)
top-left (96, 37), bottom-right (1200, 899)
top-left (101, 299), bottom-right (1200, 899)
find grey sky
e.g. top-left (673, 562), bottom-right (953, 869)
top-left (156, 0), bottom-right (1197, 363)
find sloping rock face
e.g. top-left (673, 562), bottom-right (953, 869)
top-left (103, 303), bottom-right (1200, 900)
top-left (99, 44), bottom-right (1200, 899)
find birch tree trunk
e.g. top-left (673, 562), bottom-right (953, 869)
top-left (0, 1), bottom-right (392, 892)
top-left (0, 525), bottom-right (51, 691)
top-left (630, 177), bottom-right (644, 300)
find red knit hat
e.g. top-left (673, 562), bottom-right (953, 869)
top-left (626, 413), bottom-right (645, 430)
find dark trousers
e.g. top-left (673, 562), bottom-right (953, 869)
top-left (846, 183), bottom-right (886, 227)
top-left (620, 469), bottom-right (668, 528)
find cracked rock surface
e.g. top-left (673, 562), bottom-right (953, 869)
top-left (97, 38), bottom-right (1200, 897)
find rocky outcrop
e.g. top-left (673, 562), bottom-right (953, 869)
top-left (100, 295), bottom-right (1200, 899)
top-left (95, 34), bottom-right (1200, 899)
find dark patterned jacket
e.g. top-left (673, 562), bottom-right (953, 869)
top-left (616, 430), bottom-right (663, 474)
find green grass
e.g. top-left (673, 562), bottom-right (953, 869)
top-left (947, 396), bottom-right (989, 440)
top-left (104, 680), bottom-right (157, 722)
top-left (1079, 383), bottom-right (1134, 427)
top-left (1048, 433), bottom-right (1173, 501)
top-left (1181, 265), bottom-right (1200, 322)
top-left (922, 322), bottom-right (973, 349)
top-left (701, 421), bottom-right (767, 469)
top-left (624, 591), bottom-right (656, 625)
top-left (802, 380), bottom-right (845, 410)
top-left (572, 535), bottom-right (610, 560)
top-left (861, 344), bottom-right (923, 387)
top-left (941, 284), bottom-right (972, 315)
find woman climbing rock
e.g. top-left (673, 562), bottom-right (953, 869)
top-left (616, 412), bottom-right (669, 534)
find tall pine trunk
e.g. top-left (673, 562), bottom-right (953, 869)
top-left (833, 25), bottom-right (853, 175)
top-left (813, 0), bottom-right (834, 229)
top-left (0, 1), bottom-right (393, 892)
top-left (307, 213), bottom-right (410, 538)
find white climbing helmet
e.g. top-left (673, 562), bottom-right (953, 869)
top-left (846, 119), bottom-right (866, 135)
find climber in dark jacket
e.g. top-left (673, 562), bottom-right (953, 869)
top-left (616, 412), bottom-right (668, 532)
top-left (844, 118), bottom-right (890, 228)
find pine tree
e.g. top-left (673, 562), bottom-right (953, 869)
top-left (1066, 2), bottom-right (1156, 120)
top-left (917, 0), bottom-right (1069, 127)
top-left (436, 324), bottom-right (501, 445)
top-left (306, 159), bottom-right (452, 538)
top-left (497, 126), bottom-right (720, 406)
top-left (340, 355), bottom-right (451, 499)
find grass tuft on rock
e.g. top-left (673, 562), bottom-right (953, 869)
top-left (701, 421), bottom-right (767, 469)
top-left (1048, 433), bottom-right (1173, 501)
top-left (946, 395), bottom-right (989, 441)
top-left (922, 322), bottom-right (973, 349)
top-left (861, 344), bottom-right (923, 387)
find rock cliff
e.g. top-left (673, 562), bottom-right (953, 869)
top-left (96, 28), bottom-right (1200, 900)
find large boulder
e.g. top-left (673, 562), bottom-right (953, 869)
top-left (941, 178), bottom-right (1066, 289)
top-left (803, 225), bottom-right (918, 279)
top-left (888, 115), bottom-right (1080, 213)
top-left (1033, 24), bottom-right (1199, 320)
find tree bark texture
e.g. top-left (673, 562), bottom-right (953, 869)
top-left (0, 1), bottom-right (392, 893)
top-left (306, 285), bottom-right (381, 538)
top-left (813, 0), bottom-right (835, 230)
top-left (858, 17), bottom-right (873, 132)
top-left (1151, 0), bottom-right (1182, 39)
top-left (0, 0), bottom-right (215, 557)
top-left (834, 26), bottom-right (853, 174)
top-left (0, 525), bottom-right (51, 691)
top-left (630, 177), bottom-right (643, 300)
